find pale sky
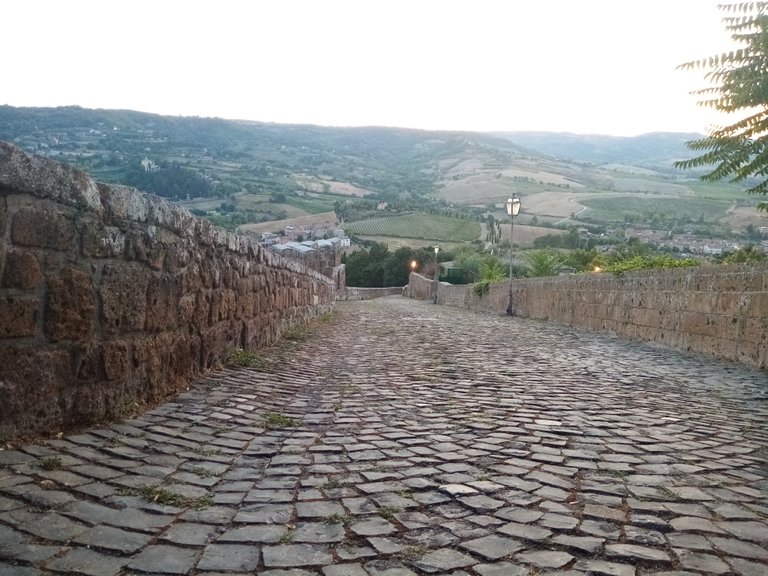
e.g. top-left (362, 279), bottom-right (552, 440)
top-left (5, 0), bottom-right (734, 137)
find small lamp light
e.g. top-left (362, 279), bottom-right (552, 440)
top-left (506, 195), bottom-right (521, 217)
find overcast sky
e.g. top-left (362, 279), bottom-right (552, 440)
top-left (5, 1), bottom-right (734, 137)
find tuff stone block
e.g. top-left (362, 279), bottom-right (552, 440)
top-left (2, 249), bottom-right (44, 289)
top-left (0, 141), bottom-right (102, 212)
top-left (102, 339), bottom-right (131, 381)
top-left (0, 346), bottom-right (69, 436)
top-left (45, 267), bottom-right (94, 342)
top-left (81, 222), bottom-right (125, 258)
top-left (145, 275), bottom-right (179, 332)
top-left (11, 206), bottom-right (76, 252)
top-left (100, 265), bottom-right (148, 335)
top-left (0, 296), bottom-right (38, 337)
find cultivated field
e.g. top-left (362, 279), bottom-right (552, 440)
top-left (345, 213), bottom-right (480, 243)
top-left (238, 212), bottom-right (339, 235)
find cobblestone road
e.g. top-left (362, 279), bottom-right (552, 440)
top-left (1, 297), bottom-right (767, 576)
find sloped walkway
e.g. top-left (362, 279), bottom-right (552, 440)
top-left (1, 297), bottom-right (767, 575)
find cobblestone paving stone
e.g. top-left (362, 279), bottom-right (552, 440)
top-left (1, 297), bottom-right (767, 575)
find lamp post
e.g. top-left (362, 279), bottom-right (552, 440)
top-left (433, 245), bottom-right (439, 304)
top-left (505, 195), bottom-right (521, 316)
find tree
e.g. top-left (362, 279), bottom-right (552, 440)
top-left (675, 3), bottom-right (768, 211)
top-left (522, 250), bottom-right (565, 277)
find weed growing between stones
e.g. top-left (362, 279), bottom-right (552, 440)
top-left (106, 436), bottom-right (124, 446)
top-left (263, 412), bottom-right (300, 429)
top-left (401, 544), bottom-right (428, 560)
top-left (115, 487), bottom-right (139, 497)
top-left (323, 513), bottom-right (352, 525)
top-left (134, 485), bottom-right (213, 509)
top-left (283, 325), bottom-right (310, 342)
top-left (318, 310), bottom-right (336, 323)
top-left (114, 401), bottom-right (142, 420)
top-left (190, 466), bottom-right (215, 478)
top-left (38, 456), bottom-right (62, 471)
top-left (658, 486), bottom-right (678, 499)
top-left (377, 506), bottom-right (400, 520)
top-left (323, 477), bottom-right (341, 489)
top-left (226, 348), bottom-right (270, 370)
top-left (279, 531), bottom-right (293, 544)
top-left (193, 447), bottom-right (224, 457)
top-left (597, 468), bottom-right (628, 478)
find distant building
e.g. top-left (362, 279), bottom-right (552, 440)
top-left (268, 238), bottom-right (344, 281)
top-left (260, 233), bottom-right (279, 246)
top-left (141, 157), bottom-right (159, 172)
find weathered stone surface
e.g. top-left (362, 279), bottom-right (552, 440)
top-left (159, 522), bottom-right (219, 545)
top-left (605, 543), bottom-right (671, 562)
top-left (673, 549), bottom-right (730, 574)
top-left (473, 563), bottom-right (529, 576)
top-left (73, 524), bottom-right (151, 553)
top-left (81, 222), bottom-right (125, 259)
top-left (2, 250), bottom-right (43, 289)
top-left (45, 267), bottom-right (94, 341)
top-left (497, 521), bottom-right (552, 542)
top-left (551, 534), bottom-right (604, 553)
top-left (45, 547), bottom-right (125, 576)
top-left (127, 544), bottom-right (199, 574)
top-left (262, 544), bottom-right (333, 567)
top-left (350, 517), bottom-right (396, 536)
top-left (0, 141), bottom-right (102, 211)
top-left (574, 559), bottom-right (635, 576)
top-left (412, 548), bottom-right (477, 572)
top-left (719, 521), bottom-right (768, 542)
top-left (459, 534), bottom-right (525, 560)
top-left (196, 544), bottom-right (260, 572)
top-left (516, 550), bottom-right (574, 569)
top-left (11, 206), bottom-right (75, 251)
top-left (0, 297), bottom-right (37, 337)
top-left (99, 264), bottom-right (149, 335)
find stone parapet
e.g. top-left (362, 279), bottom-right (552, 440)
top-left (339, 286), bottom-right (404, 301)
top-left (0, 142), bottom-right (335, 440)
top-left (417, 265), bottom-right (768, 370)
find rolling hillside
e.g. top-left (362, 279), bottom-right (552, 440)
top-left (0, 105), bottom-right (761, 243)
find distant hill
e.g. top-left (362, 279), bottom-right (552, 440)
top-left (1, 105), bottom-right (753, 240)
top-left (0, 104), bottom-right (528, 202)
top-left (494, 131), bottom-right (704, 171)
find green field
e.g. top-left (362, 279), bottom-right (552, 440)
top-left (346, 213), bottom-right (481, 242)
top-left (581, 196), bottom-right (731, 223)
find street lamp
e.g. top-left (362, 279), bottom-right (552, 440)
top-left (410, 259), bottom-right (417, 274)
top-left (433, 245), bottom-right (440, 304)
top-left (505, 195), bottom-right (521, 316)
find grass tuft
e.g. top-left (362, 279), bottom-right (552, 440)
top-left (377, 505), bottom-right (400, 520)
top-left (38, 456), bottom-right (62, 471)
top-left (138, 485), bottom-right (212, 509)
top-left (226, 348), bottom-right (270, 370)
top-left (264, 412), bottom-right (300, 429)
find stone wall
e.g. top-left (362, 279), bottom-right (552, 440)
top-left (339, 286), bottom-right (405, 301)
top-left (407, 272), bottom-right (438, 301)
top-left (416, 265), bottom-right (768, 370)
top-left (0, 142), bottom-right (335, 440)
